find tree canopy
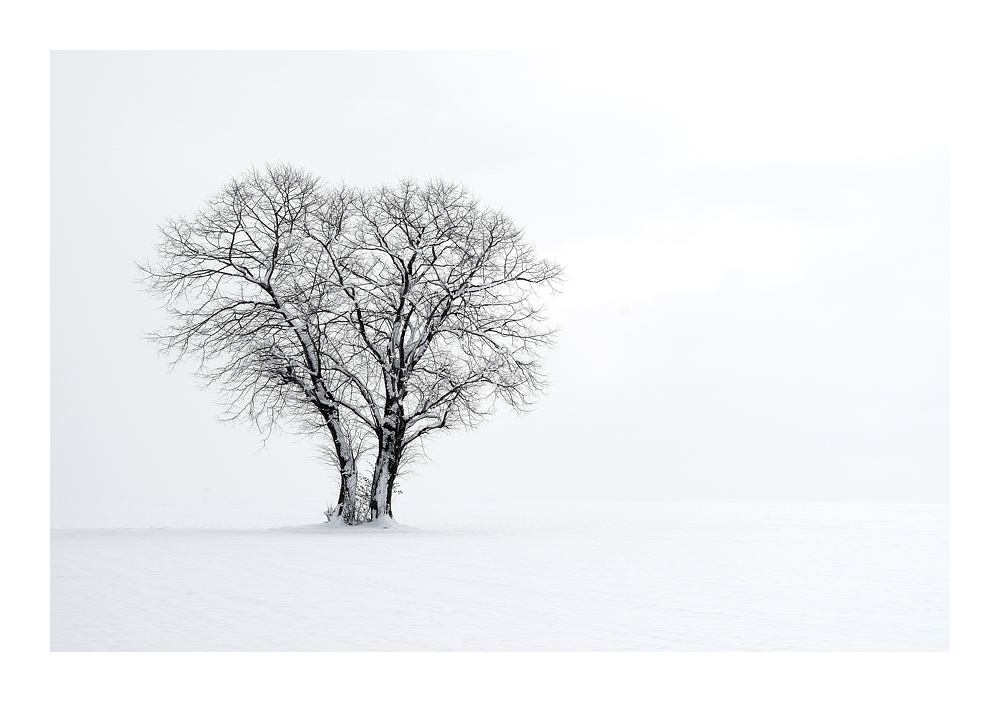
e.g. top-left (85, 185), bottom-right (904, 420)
top-left (143, 164), bottom-right (562, 523)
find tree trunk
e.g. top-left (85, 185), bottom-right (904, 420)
top-left (323, 409), bottom-right (358, 524)
top-left (370, 450), bottom-right (392, 520)
top-left (333, 460), bottom-right (358, 524)
top-left (370, 400), bottom-right (405, 520)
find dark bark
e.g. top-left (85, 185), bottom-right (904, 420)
top-left (321, 406), bottom-right (358, 523)
top-left (370, 397), bottom-right (405, 519)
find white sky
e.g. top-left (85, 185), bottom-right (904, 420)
top-left (50, 50), bottom-right (948, 508)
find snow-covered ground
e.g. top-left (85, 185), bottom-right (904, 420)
top-left (50, 501), bottom-right (948, 651)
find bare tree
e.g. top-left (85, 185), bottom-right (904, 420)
top-left (143, 165), bottom-right (561, 524)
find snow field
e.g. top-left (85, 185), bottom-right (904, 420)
top-left (50, 502), bottom-right (948, 651)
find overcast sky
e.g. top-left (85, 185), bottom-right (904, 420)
top-left (50, 51), bottom-right (948, 510)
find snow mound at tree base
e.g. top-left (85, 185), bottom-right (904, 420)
top-left (275, 514), bottom-right (417, 533)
